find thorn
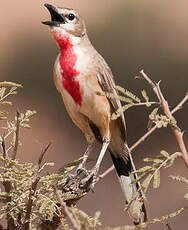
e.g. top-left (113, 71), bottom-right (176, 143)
top-left (181, 130), bottom-right (186, 137)
top-left (157, 80), bottom-right (162, 86)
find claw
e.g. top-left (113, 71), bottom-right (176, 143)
top-left (79, 171), bottom-right (97, 192)
top-left (62, 167), bottom-right (97, 194)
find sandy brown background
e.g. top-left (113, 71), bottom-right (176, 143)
top-left (0, 0), bottom-right (188, 229)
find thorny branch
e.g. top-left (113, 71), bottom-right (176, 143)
top-left (38, 141), bottom-right (52, 169)
top-left (12, 111), bottom-right (20, 160)
top-left (1, 136), bottom-right (6, 158)
top-left (164, 223), bottom-right (173, 230)
top-left (54, 186), bottom-right (81, 230)
top-left (140, 70), bottom-right (188, 167)
top-left (24, 177), bottom-right (40, 230)
top-left (24, 142), bottom-right (52, 229)
top-left (97, 73), bottom-right (188, 182)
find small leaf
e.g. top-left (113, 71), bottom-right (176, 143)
top-left (160, 150), bottom-right (169, 158)
top-left (141, 89), bottom-right (149, 102)
top-left (0, 87), bottom-right (6, 98)
top-left (132, 199), bottom-right (143, 218)
top-left (169, 175), bottom-right (188, 184)
top-left (132, 166), bottom-right (152, 174)
top-left (149, 107), bottom-right (159, 118)
top-left (25, 110), bottom-right (37, 118)
top-left (115, 86), bottom-right (141, 103)
top-left (147, 120), bottom-right (153, 131)
top-left (153, 170), bottom-right (160, 189)
top-left (153, 159), bottom-right (163, 164)
top-left (9, 91), bottom-right (17, 95)
top-left (142, 173), bottom-right (152, 193)
top-left (20, 123), bottom-right (31, 128)
top-left (111, 104), bottom-right (133, 120)
top-left (164, 158), bottom-right (175, 168)
top-left (143, 157), bottom-right (155, 162)
top-left (0, 82), bottom-right (22, 87)
top-left (0, 101), bottom-right (12, 106)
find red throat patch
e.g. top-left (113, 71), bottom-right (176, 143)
top-left (52, 32), bottom-right (82, 106)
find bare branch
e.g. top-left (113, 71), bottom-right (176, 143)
top-left (12, 111), bottom-right (20, 160)
top-left (53, 186), bottom-right (81, 230)
top-left (38, 141), bottom-right (52, 169)
top-left (1, 136), bottom-right (7, 158)
top-left (164, 223), bottom-right (173, 230)
top-left (97, 82), bottom-right (188, 181)
top-left (23, 177), bottom-right (40, 230)
top-left (171, 92), bottom-right (188, 114)
top-left (96, 165), bottom-right (115, 183)
top-left (140, 70), bottom-right (188, 168)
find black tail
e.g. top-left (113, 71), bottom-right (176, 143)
top-left (110, 151), bottom-right (147, 224)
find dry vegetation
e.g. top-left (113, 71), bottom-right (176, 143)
top-left (0, 71), bottom-right (187, 229)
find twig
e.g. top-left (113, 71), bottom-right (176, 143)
top-left (12, 111), bottom-right (20, 160)
top-left (171, 92), bottom-right (188, 114)
top-left (97, 83), bottom-right (188, 181)
top-left (140, 70), bottom-right (188, 167)
top-left (53, 186), bottom-right (81, 230)
top-left (23, 177), bottom-right (40, 230)
top-left (23, 141), bottom-right (52, 230)
top-left (164, 223), bottom-right (173, 230)
top-left (96, 165), bottom-right (115, 183)
top-left (1, 136), bottom-right (7, 158)
top-left (38, 141), bottom-right (52, 169)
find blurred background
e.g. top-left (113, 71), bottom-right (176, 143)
top-left (0, 0), bottom-right (188, 229)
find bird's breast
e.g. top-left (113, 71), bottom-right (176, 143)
top-left (56, 44), bottom-right (86, 107)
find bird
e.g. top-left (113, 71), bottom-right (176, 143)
top-left (42, 3), bottom-right (147, 224)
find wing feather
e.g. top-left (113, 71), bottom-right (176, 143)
top-left (96, 55), bottom-right (127, 141)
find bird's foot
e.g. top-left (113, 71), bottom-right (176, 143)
top-left (79, 169), bottom-right (97, 192)
top-left (62, 168), bottom-right (93, 194)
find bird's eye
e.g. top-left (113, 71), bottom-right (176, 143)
top-left (67, 13), bottom-right (75, 21)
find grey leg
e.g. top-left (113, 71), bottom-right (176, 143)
top-left (76, 140), bottom-right (95, 173)
top-left (79, 139), bottom-right (110, 190)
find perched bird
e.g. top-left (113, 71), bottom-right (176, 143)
top-left (42, 3), bottom-right (147, 224)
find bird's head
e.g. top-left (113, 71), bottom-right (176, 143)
top-left (42, 4), bottom-right (86, 47)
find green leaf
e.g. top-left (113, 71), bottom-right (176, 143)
top-left (153, 170), bottom-right (160, 189)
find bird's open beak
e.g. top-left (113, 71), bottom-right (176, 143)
top-left (42, 3), bottom-right (65, 26)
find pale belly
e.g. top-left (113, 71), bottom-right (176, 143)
top-left (54, 68), bottom-right (111, 139)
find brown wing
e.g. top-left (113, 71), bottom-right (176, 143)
top-left (96, 55), bottom-right (127, 142)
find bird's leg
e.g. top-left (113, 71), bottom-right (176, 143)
top-left (76, 140), bottom-right (95, 175)
top-left (79, 138), bottom-right (110, 191)
top-left (62, 139), bottom-right (95, 193)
